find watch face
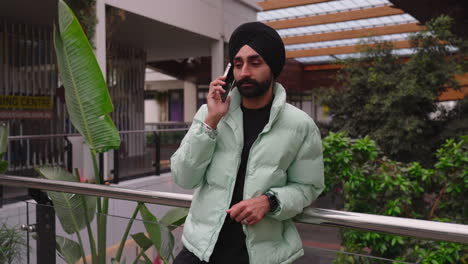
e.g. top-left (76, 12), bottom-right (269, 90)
top-left (271, 196), bottom-right (278, 210)
top-left (266, 192), bottom-right (279, 212)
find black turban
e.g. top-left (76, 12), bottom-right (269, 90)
top-left (228, 22), bottom-right (285, 78)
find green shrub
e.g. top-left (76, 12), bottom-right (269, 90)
top-left (322, 132), bottom-right (468, 263)
top-left (0, 222), bottom-right (26, 264)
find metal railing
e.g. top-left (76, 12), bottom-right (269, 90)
top-left (0, 174), bottom-right (467, 245)
top-left (4, 128), bottom-right (189, 180)
top-left (115, 129), bottom-right (189, 182)
top-left (7, 134), bottom-right (73, 174)
top-left (144, 122), bottom-right (191, 131)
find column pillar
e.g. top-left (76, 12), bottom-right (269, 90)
top-left (183, 81), bottom-right (197, 122)
top-left (211, 39), bottom-right (224, 80)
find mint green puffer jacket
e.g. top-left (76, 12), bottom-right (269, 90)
top-left (171, 83), bottom-right (324, 264)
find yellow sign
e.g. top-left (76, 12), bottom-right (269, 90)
top-left (0, 95), bottom-right (53, 110)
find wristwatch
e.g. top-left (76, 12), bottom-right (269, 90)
top-left (265, 191), bottom-right (279, 212)
top-left (200, 121), bottom-right (218, 139)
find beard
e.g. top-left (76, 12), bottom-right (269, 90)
top-left (236, 77), bottom-right (272, 98)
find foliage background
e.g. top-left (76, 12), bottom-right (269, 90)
top-left (315, 16), bottom-right (468, 166)
top-left (321, 132), bottom-right (467, 263)
top-left (314, 15), bottom-right (467, 263)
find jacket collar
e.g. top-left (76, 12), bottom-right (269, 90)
top-left (224, 82), bottom-right (286, 135)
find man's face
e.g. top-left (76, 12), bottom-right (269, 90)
top-left (233, 45), bottom-right (273, 98)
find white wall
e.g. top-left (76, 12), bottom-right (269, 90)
top-left (145, 100), bottom-right (160, 123)
top-left (223, 0), bottom-right (259, 40)
top-left (106, 0), bottom-right (259, 42)
top-left (144, 80), bottom-right (198, 123)
top-left (106, 0), bottom-right (222, 40)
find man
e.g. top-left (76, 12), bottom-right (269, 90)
top-left (171, 22), bottom-right (324, 264)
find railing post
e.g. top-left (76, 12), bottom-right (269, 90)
top-left (154, 132), bottom-right (160, 176)
top-left (29, 189), bottom-right (56, 264)
top-left (113, 149), bottom-right (120, 184)
top-left (99, 153), bottom-right (104, 183)
top-left (64, 136), bottom-right (73, 173)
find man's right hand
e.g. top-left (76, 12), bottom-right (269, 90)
top-left (204, 75), bottom-right (231, 129)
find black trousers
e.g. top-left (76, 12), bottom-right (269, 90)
top-left (173, 246), bottom-right (250, 264)
top-left (173, 247), bottom-right (208, 264)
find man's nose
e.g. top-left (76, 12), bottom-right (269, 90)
top-left (240, 64), bottom-right (251, 78)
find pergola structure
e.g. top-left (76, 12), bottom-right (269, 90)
top-left (257, 0), bottom-right (468, 101)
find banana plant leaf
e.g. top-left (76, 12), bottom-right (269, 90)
top-left (139, 204), bottom-right (174, 264)
top-left (54, 0), bottom-right (120, 153)
top-left (131, 232), bottom-right (153, 251)
top-left (136, 260), bottom-right (152, 264)
top-left (56, 236), bottom-right (81, 264)
top-left (160, 208), bottom-right (189, 231)
top-left (111, 257), bottom-right (127, 264)
top-left (0, 160), bottom-right (8, 174)
top-left (36, 167), bottom-right (96, 234)
top-left (0, 124), bottom-right (7, 154)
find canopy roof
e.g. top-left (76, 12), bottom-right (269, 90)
top-left (257, 0), bottom-right (425, 64)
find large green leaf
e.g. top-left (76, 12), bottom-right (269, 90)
top-left (160, 208), bottom-right (189, 231)
top-left (0, 161), bottom-right (8, 174)
top-left (111, 257), bottom-right (127, 264)
top-left (0, 124), bottom-right (8, 154)
top-left (54, 0), bottom-right (120, 152)
top-left (36, 167), bottom-right (96, 234)
top-left (131, 233), bottom-right (153, 251)
top-left (136, 260), bottom-right (152, 264)
top-left (139, 204), bottom-right (174, 264)
top-left (56, 236), bottom-right (81, 264)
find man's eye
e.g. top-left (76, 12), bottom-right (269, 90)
top-left (234, 64), bottom-right (242, 68)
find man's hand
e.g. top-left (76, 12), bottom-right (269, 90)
top-left (204, 75), bottom-right (231, 129)
top-left (226, 195), bottom-right (270, 226)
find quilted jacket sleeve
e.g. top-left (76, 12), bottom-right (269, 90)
top-left (268, 121), bottom-right (324, 221)
top-left (170, 105), bottom-right (217, 189)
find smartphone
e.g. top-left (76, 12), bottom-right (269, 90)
top-left (221, 63), bottom-right (235, 102)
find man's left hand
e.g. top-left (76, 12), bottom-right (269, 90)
top-left (226, 195), bottom-right (270, 225)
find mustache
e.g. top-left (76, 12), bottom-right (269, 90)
top-left (236, 78), bottom-right (259, 87)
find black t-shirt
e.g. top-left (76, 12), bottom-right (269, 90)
top-left (209, 100), bottom-right (273, 264)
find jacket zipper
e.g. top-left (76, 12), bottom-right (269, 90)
top-left (242, 129), bottom-right (268, 264)
top-left (202, 143), bottom-right (243, 261)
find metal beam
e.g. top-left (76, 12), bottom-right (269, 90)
top-left (258, 0), bottom-right (334, 11)
top-left (286, 40), bottom-right (412, 58)
top-left (303, 57), bottom-right (411, 71)
top-left (438, 87), bottom-right (468, 101)
top-left (304, 64), bottom-right (343, 71)
top-left (283, 23), bottom-right (424, 45)
top-left (265, 6), bottom-right (405, 30)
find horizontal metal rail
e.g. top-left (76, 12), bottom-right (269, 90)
top-left (145, 122), bottom-right (191, 125)
top-left (0, 175), bottom-right (191, 208)
top-left (8, 129), bottom-right (190, 140)
top-left (1, 174), bottom-right (467, 244)
top-left (118, 128), bottom-right (189, 134)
